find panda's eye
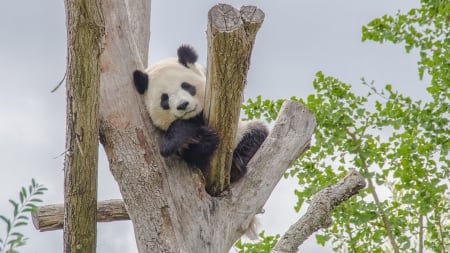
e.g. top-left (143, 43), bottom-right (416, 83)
top-left (181, 82), bottom-right (196, 96)
top-left (160, 93), bottom-right (169, 110)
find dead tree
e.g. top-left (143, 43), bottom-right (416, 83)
top-left (33, 1), bottom-right (366, 253)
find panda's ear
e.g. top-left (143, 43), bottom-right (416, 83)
top-left (177, 45), bottom-right (198, 67)
top-left (133, 70), bottom-right (148, 94)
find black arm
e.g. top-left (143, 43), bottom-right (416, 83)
top-left (160, 118), bottom-right (200, 157)
top-left (160, 115), bottom-right (219, 171)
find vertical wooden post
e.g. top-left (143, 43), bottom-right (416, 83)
top-left (63, 0), bottom-right (104, 252)
top-left (204, 4), bottom-right (264, 195)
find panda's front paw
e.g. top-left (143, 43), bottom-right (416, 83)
top-left (160, 141), bottom-right (176, 157)
top-left (160, 148), bottom-right (171, 157)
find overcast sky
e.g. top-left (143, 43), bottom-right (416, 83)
top-left (0, 0), bottom-right (424, 252)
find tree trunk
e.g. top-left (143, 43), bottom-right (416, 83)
top-left (204, 5), bottom-right (265, 195)
top-left (98, 1), bottom-right (316, 252)
top-left (30, 1), bottom-right (367, 252)
top-left (63, 0), bottom-right (104, 252)
top-left (30, 2), bottom-right (367, 252)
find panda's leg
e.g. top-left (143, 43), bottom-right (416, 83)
top-left (230, 121), bottom-right (269, 183)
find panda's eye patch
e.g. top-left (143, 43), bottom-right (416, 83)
top-left (181, 82), bottom-right (196, 96)
top-left (160, 93), bottom-right (169, 110)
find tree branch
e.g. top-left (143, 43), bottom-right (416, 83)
top-left (32, 200), bottom-right (129, 232)
top-left (204, 4), bottom-right (264, 196)
top-left (272, 170), bottom-right (366, 253)
top-left (225, 101), bottom-right (315, 238)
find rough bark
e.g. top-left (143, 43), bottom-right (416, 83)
top-left (35, 100), bottom-right (315, 253)
top-left (63, 0), bottom-right (104, 252)
top-left (32, 200), bottom-right (128, 232)
top-left (36, 2), bottom-right (345, 253)
top-left (225, 101), bottom-right (316, 245)
top-left (97, 1), bottom-right (175, 252)
top-left (204, 4), bottom-right (265, 196)
top-left (272, 170), bottom-right (367, 253)
top-left (97, 2), bottom-right (306, 252)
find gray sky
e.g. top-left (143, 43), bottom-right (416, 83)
top-left (0, 1), bottom-right (424, 252)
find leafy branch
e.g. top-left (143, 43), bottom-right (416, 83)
top-left (234, 231), bottom-right (280, 253)
top-left (0, 179), bottom-right (47, 253)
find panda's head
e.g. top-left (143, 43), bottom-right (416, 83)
top-left (133, 45), bottom-right (206, 130)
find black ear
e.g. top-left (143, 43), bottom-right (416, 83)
top-left (177, 45), bottom-right (198, 67)
top-left (133, 70), bottom-right (148, 94)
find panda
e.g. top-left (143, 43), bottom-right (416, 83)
top-left (133, 45), bottom-right (268, 183)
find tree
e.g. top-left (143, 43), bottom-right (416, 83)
top-left (242, 0), bottom-right (449, 252)
top-left (33, 1), bottom-right (367, 253)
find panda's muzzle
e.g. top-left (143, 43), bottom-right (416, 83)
top-left (177, 101), bottom-right (189, 111)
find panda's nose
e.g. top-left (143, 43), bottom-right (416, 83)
top-left (177, 101), bottom-right (189, 110)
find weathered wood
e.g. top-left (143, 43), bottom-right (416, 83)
top-left (98, 0), bottom-right (180, 252)
top-left (32, 200), bottom-right (129, 232)
top-left (219, 101), bottom-right (316, 245)
top-left (63, 0), bottom-right (104, 252)
top-left (34, 100), bottom-right (316, 253)
top-left (37, 2), bottom-right (334, 252)
top-left (233, 102), bottom-right (316, 203)
top-left (272, 170), bottom-right (366, 253)
top-left (204, 4), bottom-right (265, 196)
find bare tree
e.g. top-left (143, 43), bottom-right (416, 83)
top-left (33, 1), bottom-right (365, 252)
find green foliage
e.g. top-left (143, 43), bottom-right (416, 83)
top-left (0, 179), bottom-right (47, 253)
top-left (234, 231), bottom-right (280, 253)
top-left (361, 0), bottom-right (450, 101)
top-left (240, 1), bottom-right (449, 252)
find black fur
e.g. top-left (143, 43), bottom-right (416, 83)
top-left (133, 70), bottom-right (149, 94)
top-left (161, 114), bottom-right (268, 182)
top-left (230, 123), bottom-right (269, 183)
top-left (160, 94), bottom-right (170, 110)
top-left (160, 113), bottom-right (219, 172)
top-left (181, 82), bottom-right (196, 96)
top-left (134, 44), bottom-right (269, 183)
top-left (177, 45), bottom-right (198, 67)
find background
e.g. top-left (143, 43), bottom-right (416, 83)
top-left (0, 0), bottom-right (424, 252)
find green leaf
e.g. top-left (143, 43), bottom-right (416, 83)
top-left (0, 215), bottom-right (11, 233)
top-left (315, 233), bottom-right (328, 246)
top-left (0, 179), bottom-right (47, 252)
top-left (13, 222), bottom-right (28, 227)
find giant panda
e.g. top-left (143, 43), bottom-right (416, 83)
top-left (133, 45), bottom-right (268, 183)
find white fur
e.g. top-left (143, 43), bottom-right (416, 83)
top-left (144, 54), bottom-right (264, 239)
top-left (143, 58), bottom-right (206, 130)
top-left (144, 57), bottom-right (262, 147)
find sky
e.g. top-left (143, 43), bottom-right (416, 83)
top-left (0, 0), bottom-right (424, 252)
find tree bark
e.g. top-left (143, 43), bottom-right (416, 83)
top-left (63, 0), bottom-right (104, 252)
top-left (35, 100), bottom-right (315, 253)
top-left (204, 4), bottom-right (265, 196)
top-left (98, 3), bottom-right (317, 245)
top-left (36, 2), bottom-right (346, 253)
